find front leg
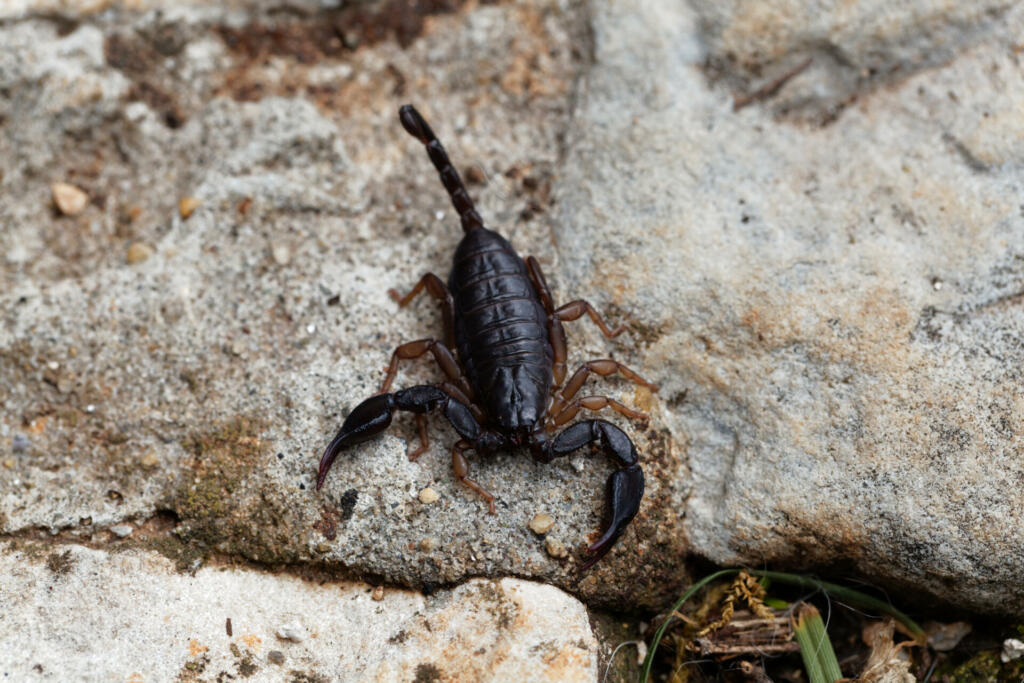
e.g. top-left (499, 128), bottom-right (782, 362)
top-left (539, 420), bottom-right (644, 571)
top-left (451, 439), bottom-right (496, 513)
top-left (316, 385), bottom-right (483, 489)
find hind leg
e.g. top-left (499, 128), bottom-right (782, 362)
top-left (553, 300), bottom-right (626, 339)
top-left (549, 359), bottom-right (658, 417)
top-left (526, 256), bottom-right (569, 386)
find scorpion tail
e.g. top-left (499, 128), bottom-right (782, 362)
top-left (399, 104), bottom-right (484, 233)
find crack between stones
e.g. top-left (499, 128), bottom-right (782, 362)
top-left (2, 519), bottom-right (635, 621)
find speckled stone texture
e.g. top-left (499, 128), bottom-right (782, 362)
top-left (558, 0), bottom-right (1024, 612)
top-left (0, 0), bottom-right (683, 615)
top-left (2, 3), bottom-right (1024, 678)
top-left (0, 544), bottom-right (599, 681)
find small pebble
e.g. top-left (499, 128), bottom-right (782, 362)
top-left (12, 434), bottom-right (30, 453)
top-left (315, 542), bottom-right (331, 553)
top-left (179, 196), bottom-right (200, 219)
top-left (52, 182), bottom-right (88, 216)
top-left (140, 452), bottom-right (160, 468)
top-left (268, 651), bottom-right (285, 665)
top-left (1002, 638), bottom-right (1024, 663)
top-left (271, 242), bottom-right (291, 266)
top-left (126, 242), bottom-right (154, 264)
top-left (109, 524), bottom-right (134, 538)
top-left (544, 536), bottom-right (568, 558)
top-left (925, 621), bottom-right (972, 651)
top-left (275, 623), bottom-right (304, 643)
top-left (419, 537), bottom-right (437, 552)
top-left (418, 487), bottom-right (439, 504)
top-left (372, 585), bottom-right (384, 601)
top-left (529, 512), bottom-right (554, 535)
top-left (2, 458), bottom-right (14, 469)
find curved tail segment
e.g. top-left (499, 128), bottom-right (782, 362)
top-left (399, 104), bottom-right (484, 233)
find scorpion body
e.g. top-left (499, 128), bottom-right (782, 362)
top-left (316, 105), bottom-right (658, 569)
top-left (452, 227), bottom-right (551, 432)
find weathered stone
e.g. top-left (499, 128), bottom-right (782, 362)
top-left (0, 545), bottom-right (599, 681)
top-left (417, 486), bottom-right (439, 504)
top-left (545, 536), bottom-right (568, 559)
top-left (3, 0), bottom-right (1021, 646)
top-left (559, 0), bottom-right (1024, 612)
top-left (177, 196), bottom-right (200, 220)
top-left (109, 523), bottom-right (134, 538)
top-left (0, 0), bottom-right (679, 612)
top-left (693, 0), bottom-right (1019, 123)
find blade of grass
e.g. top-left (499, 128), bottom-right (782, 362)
top-left (794, 603), bottom-right (843, 683)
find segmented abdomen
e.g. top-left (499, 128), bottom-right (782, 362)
top-left (449, 228), bottom-right (552, 428)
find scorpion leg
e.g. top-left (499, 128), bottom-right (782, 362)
top-left (526, 256), bottom-right (569, 386)
top-left (388, 272), bottom-right (456, 351)
top-left (439, 382), bottom-right (486, 425)
top-left (452, 439), bottom-right (496, 514)
top-left (549, 359), bottom-right (659, 416)
top-left (317, 385), bottom-right (483, 490)
top-left (553, 300), bottom-right (627, 338)
top-left (550, 395), bottom-right (649, 428)
top-left (407, 414), bottom-right (430, 461)
top-left (542, 420), bottom-right (643, 571)
top-left (378, 338), bottom-right (472, 400)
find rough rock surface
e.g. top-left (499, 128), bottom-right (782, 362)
top-left (0, 0), bottom-right (680, 615)
top-left (0, 543), bottom-right (599, 681)
top-left (559, 0), bottom-right (1024, 612)
top-left (2, 4), bottom-right (1023, 678)
top-left (693, 0), bottom-right (1020, 123)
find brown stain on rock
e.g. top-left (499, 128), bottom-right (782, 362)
top-left (167, 416), bottom-right (305, 570)
top-left (412, 662), bottom-right (442, 683)
top-left (215, 0), bottom-right (468, 103)
top-left (104, 32), bottom-right (186, 128)
top-left (313, 505), bottom-right (338, 541)
top-left (45, 549), bottom-right (75, 575)
top-left (217, 0), bottom-right (466, 60)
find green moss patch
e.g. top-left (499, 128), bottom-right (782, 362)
top-left (161, 416), bottom-right (306, 570)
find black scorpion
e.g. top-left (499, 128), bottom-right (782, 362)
top-left (316, 105), bottom-right (658, 569)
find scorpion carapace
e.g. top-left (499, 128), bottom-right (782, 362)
top-left (316, 104), bottom-right (658, 570)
